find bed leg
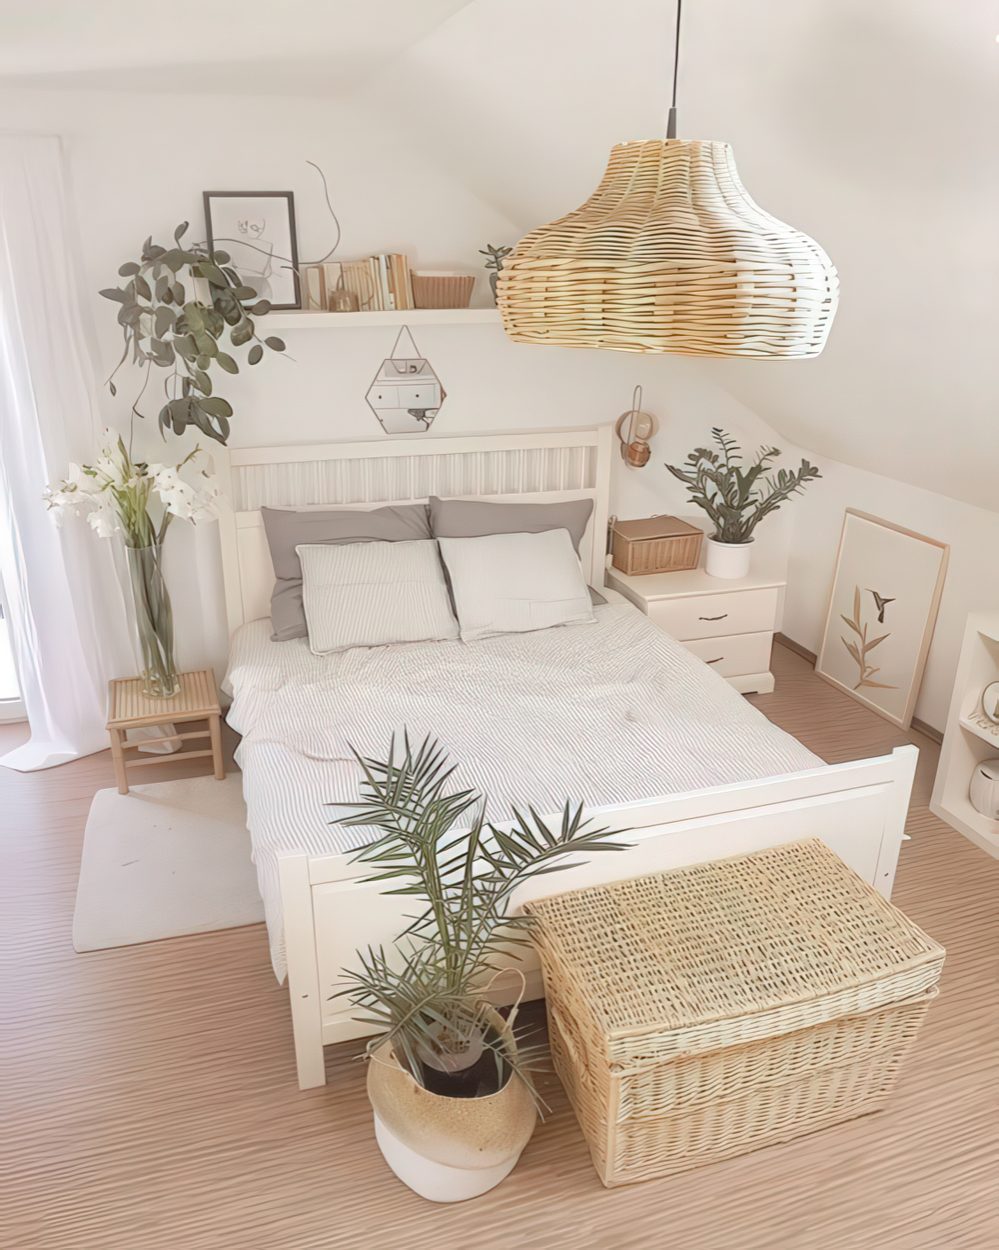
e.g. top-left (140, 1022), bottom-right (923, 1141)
top-left (278, 851), bottom-right (327, 1089)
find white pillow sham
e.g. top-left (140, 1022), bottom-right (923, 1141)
top-left (437, 528), bottom-right (594, 642)
top-left (297, 539), bottom-right (458, 655)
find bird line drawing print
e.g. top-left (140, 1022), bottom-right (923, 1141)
top-left (868, 588), bottom-right (895, 624)
top-left (840, 585), bottom-right (897, 691)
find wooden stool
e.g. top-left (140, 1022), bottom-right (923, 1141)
top-left (106, 668), bottom-right (225, 795)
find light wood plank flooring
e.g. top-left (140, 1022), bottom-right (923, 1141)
top-left (3, 644), bottom-right (998, 1249)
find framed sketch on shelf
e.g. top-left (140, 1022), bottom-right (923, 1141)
top-left (816, 510), bottom-right (949, 728)
top-left (203, 191), bottom-right (300, 309)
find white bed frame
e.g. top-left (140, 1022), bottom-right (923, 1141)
top-left (216, 425), bottom-right (918, 1090)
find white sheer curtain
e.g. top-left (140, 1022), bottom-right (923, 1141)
top-left (0, 134), bottom-right (131, 771)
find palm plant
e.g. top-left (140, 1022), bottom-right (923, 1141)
top-left (335, 734), bottom-right (626, 1103)
top-left (666, 428), bottom-right (821, 544)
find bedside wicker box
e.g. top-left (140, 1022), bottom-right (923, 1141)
top-left (610, 515), bottom-right (703, 575)
top-left (525, 840), bottom-right (944, 1188)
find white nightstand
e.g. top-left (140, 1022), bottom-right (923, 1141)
top-left (606, 564), bottom-right (785, 694)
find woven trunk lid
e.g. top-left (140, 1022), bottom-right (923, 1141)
top-left (525, 840), bottom-right (944, 1065)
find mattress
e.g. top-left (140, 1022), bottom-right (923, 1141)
top-left (224, 602), bottom-right (821, 980)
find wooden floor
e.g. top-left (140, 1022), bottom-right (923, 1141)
top-left (3, 644), bottom-right (998, 1250)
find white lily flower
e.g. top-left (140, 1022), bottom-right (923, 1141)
top-left (87, 509), bottom-right (118, 538)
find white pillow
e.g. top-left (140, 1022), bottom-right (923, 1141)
top-left (297, 539), bottom-right (459, 655)
top-left (437, 528), bottom-right (594, 642)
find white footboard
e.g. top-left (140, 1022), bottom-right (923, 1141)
top-left (279, 745), bottom-right (918, 1089)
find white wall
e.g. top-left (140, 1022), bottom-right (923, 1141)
top-left (0, 84), bottom-right (791, 674)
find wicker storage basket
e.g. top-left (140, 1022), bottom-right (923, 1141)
top-left (611, 515), bottom-right (703, 575)
top-left (525, 840), bottom-right (944, 1187)
top-left (411, 272), bottom-right (474, 309)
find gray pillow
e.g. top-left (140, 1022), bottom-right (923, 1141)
top-left (261, 503), bottom-right (431, 641)
top-left (428, 495), bottom-right (594, 553)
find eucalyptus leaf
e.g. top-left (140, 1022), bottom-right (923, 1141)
top-left (215, 351), bottom-right (238, 374)
top-left (134, 274), bottom-right (152, 301)
top-left (174, 221), bottom-right (189, 242)
top-left (251, 299), bottom-right (272, 316)
top-left (201, 396), bottom-right (234, 419)
top-left (153, 306), bottom-right (175, 338)
top-left (234, 285), bottom-right (258, 301)
top-left (212, 249), bottom-right (230, 264)
top-left (100, 287), bottom-right (129, 304)
top-left (171, 281), bottom-right (185, 304)
top-left (248, 344), bottom-right (264, 365)
top-left (184, 302), bottom-right (205, 333)
top-left (192, 369), bottom-right (212, 395)
top-left (230, 321), bottom-right (252, 346)
top-left (118, 261), bottom-right (140, 277)
top-left (264, 336), bottom-right (286, 351)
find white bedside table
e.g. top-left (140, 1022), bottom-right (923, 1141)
top-left (606, 564), bottom-right (785, 694)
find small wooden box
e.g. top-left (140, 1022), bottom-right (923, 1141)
top-left (611, 515), bottom-right (703, 576)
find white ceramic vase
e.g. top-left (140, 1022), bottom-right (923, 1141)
top-left (366, 1010), bottom-right (537, 1203)
top-left (705, 536), bottom-right (753, 579)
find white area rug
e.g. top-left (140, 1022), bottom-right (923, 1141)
top-left (73, 773), bottom-right (264, 953)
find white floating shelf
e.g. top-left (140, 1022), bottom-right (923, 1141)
top-left (264, 309), bottom-right (501, 329)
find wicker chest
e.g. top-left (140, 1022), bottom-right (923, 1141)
top-left (525, 840), bottom-right (944, 1187)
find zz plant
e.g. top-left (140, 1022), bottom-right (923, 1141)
top-left (666, 427), bottom-right (821, 544)
top-left (100, 222), bottom-right (286, 445)
top-left (337, 734), bottom-right (625, 1103)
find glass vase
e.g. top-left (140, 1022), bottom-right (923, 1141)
top-left (124, 544), bottom-right (179, 698)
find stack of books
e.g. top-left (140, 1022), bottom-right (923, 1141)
top-left (300, 255), bottom-right (414, 312)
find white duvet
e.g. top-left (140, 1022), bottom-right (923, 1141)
top-left (224, 603), bottom-right (820, 979)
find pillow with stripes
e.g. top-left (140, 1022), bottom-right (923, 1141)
top-left (297, 539), bottom-right (458, 655)
top-left (437, 528), bottom-right (594, 643)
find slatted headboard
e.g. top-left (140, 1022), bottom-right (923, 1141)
top-left (216, 426), bottom-right (613, 636)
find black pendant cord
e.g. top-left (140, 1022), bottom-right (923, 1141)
top-left (666, 0), bottom-right (682, 139)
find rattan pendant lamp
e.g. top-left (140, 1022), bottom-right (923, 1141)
top-left (497, 1), bottom-right (839, 358)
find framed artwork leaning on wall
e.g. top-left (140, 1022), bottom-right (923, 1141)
top-left (816, 510), bottom-right (949, 729)
top-left (203, 190), bottom-right (300, 309)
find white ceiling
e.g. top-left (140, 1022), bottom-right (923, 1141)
top-left (2, 0), bottom-right (997, 508)
top-left (0, 0), bottom-right (471, 93)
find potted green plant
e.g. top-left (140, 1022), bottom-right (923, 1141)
top-left (336, 735), bottom-right (624, 1202)
top-left (666, 428), bottom-right (821, 579)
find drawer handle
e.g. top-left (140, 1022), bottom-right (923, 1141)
top-left (706, 656), bottom-right (724, 665)
top-left (699, 613), bottom-right (728, 621)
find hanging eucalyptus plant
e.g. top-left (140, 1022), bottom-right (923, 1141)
top-left (100, 222), bottom-right (286, 445)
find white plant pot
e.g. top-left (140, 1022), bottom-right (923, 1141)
top-left (705, 537), bottom-right (753, 579)
top-left (366, 1010), bottom-right (537, 1203)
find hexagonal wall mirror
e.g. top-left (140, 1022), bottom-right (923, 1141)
top-left (366, 327), bottom-right (446, 435)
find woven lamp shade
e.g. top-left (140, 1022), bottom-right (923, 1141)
top-left (497, 139), bottom-right (839, 358)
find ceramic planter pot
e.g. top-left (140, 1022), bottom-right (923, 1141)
top-left (366, 1009), bottom-right (537, 1203)
top-left (705, 536), bottom-right (753, 579)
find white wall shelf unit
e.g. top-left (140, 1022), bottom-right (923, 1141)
top-left (930, 611), bottom-right (999, 859)
top-left (264, 309), bottom-right (501, 329)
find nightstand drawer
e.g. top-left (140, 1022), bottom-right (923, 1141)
top-left (683, 631), bottom-right (774, 678)
top-left (647, 587), bottom-right (779, 641)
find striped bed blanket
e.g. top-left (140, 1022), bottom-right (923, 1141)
top-left (224, 603), bottom-right (820, 979)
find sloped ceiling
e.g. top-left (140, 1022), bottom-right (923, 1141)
top-left (0, 0), bottom-right (472, 94)
top-left (361, 0), bottom-right (999, 511)
top-left (3, 0), bottom-right (996, 507)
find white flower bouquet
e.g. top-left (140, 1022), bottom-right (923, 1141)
top-left (44, 433), bottom-right (220, 546)
top-left (44, 434), bottom-right (221, 697)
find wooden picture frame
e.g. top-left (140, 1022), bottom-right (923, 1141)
top-left (816, 510), bottom-right (949, 728)
top-left (203, 190), bottom-right (300, 310)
